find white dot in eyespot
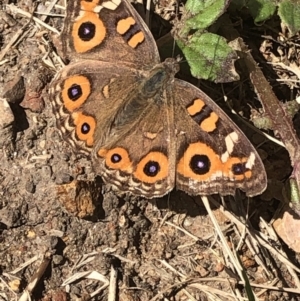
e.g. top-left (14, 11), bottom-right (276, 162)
top-left (81, 123), bottom-right (90, 134)
top-left (149, 164), bottom-right (157, 173)
top-left (197, 160), bottom-right (205, 168)
top-left (84, 27), bottom-right (91, 35)
top-left (79, 22), bottom-right (95, 41)
top-left (144, 161), bottom-right (160, 176)
top-left (112, 154), bottom-right (121, 163)
top-left (232, 163), bottom-right (245, 175)
top-left (190, 154), bottom-right (210, 175)
top-left (71, 87), bottom-right (79, 97)
top-left (68, 84), bottom-right (82, 101)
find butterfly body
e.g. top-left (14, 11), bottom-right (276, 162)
top-left (49, 0), bottom-right (267, 198)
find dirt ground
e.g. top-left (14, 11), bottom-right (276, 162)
top-left (1, 1), bottom-right (300, 300)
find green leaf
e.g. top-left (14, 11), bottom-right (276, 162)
top-left (177, 32), bottom-right (239, 82)
top-left (247, 0), bottom-right (277, 23)
top-left (278, 0), bottom-right (300, 35)
top-left (183, 0), bottom-right (230, 31)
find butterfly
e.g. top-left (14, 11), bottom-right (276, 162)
top-left (49, 0), bottom-right (267, 199)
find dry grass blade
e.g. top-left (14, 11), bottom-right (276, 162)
top-left (108, 265), bottom-right (118, 301)
top-left (18, 254), bottom-right (52, 301)
top-left (6, 4), bottom-right (60, 34)
top-left (201, 196), bottom-right (245, 283)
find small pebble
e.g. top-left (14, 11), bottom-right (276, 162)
top-left (52, 255), bottom-right (64, 265)
top-left (0, 97), bottom-right (15, 148)
top-left (55, 172), bottom-right (73, 185)
top-left (41, 165), bottom-right (52, 179)
top-left (25, 181), bottom-right (35, 193)
top-left (3, 75), bottom-right (25, 103)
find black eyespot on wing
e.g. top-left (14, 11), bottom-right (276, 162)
top-left (111, 153), bottom-right (122, 164)
top-left (78, 22), bottom-right (96, 41)
top-left (68, 84), bottom-right (83, 101)
top-left (190, 154), bottom-right (211, 175)
top-left (232, 162), bottom-right (247, 175)
top-left (143, 161), bottom-right (160, 177)
top-left (81, 122), bottom-right (90, 135)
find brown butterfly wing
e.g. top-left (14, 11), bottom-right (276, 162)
top-left (49, 61), bottom-right (176, 198)
top-left (61, 0), bottom-right (160, 68)
top-left (50, 0), bottom-right (267, 198)
top-left (173, 79), bottom-right (267, 197)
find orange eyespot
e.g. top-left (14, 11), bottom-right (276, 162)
top-left (177, 143), bottom-right (254, 182)
top-left (177, 142), bottom-right (222, 181)
top-left (223, 157), bottom-right (252, 180)
top-left (72, 112), bottom-right (96, 146)
top-left (98, 147), bottom-right (133, 173)
top-left (62, 75), bottom-right (91, 112)
top-left (72, 11), bottom-right (106, 53)
top-left (134, 152), bottom-right (168, 183)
